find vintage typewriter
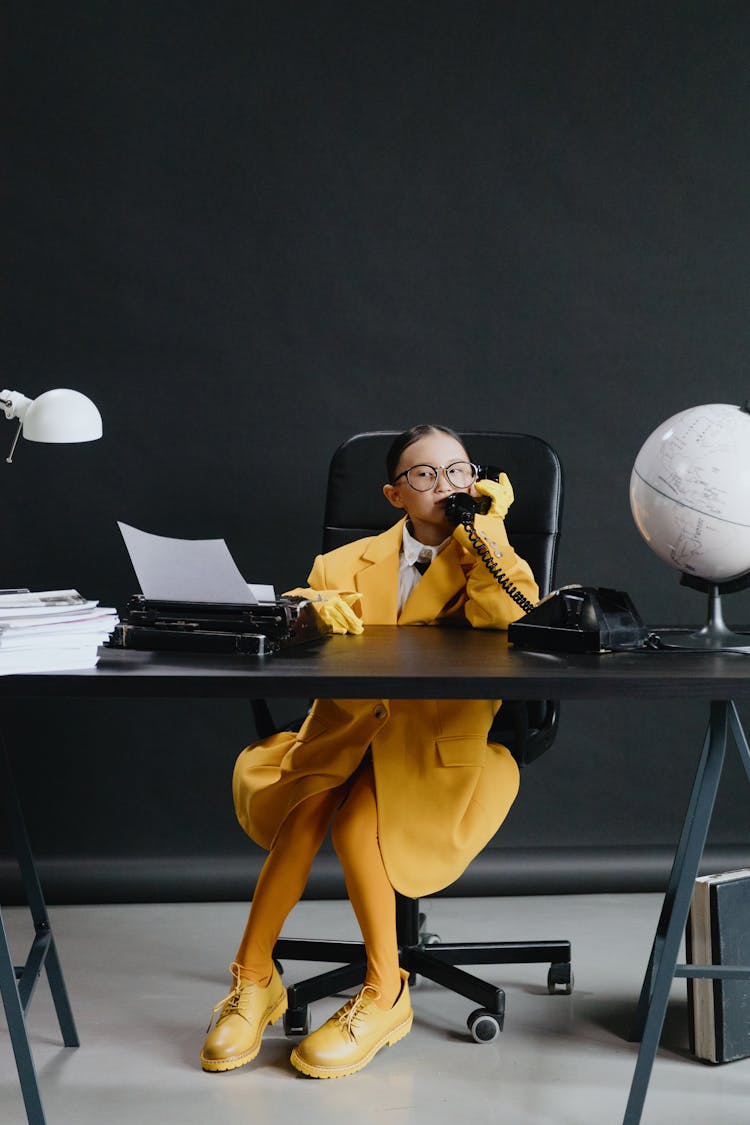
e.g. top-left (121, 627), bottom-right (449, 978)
top-left (107, 594), bottom-right (327, 657)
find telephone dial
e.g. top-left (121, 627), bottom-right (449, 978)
top-left (446, 466), bottom-right (645, 652)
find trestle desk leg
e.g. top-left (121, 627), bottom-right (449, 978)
top-left (0, 907), bottom-right (47, 1125)
top-left (629, 718), bottom-right (712, 1042)
top-left (728, 701), bottom-right (750, 784)
top-left (1, 732), bottom-right (79, 1125)
top-left (622, 701), bottom-right (728, 1125)
top-left (0, 737), bottom-right (78, 1049)
top-left (632, 702), bottom-right (750, 1045)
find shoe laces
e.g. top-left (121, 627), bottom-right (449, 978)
top-left (337, 985), bottom-right (380, 1041)
top-left (206, 962), bottom-right (249, 1032)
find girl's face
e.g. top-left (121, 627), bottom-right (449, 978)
top-left (383, 430), bottom-right (474, 545)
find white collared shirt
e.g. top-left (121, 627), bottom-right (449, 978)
top-left (397, 522), bottom-right (451, 613)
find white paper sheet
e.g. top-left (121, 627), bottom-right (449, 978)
top-left (247, 584), bottom-right (276, 602)
top-left (118, 522), bottom-right (257, 604)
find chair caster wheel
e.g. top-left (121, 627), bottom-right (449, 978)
top-left (547, 962), bottom-right (573, 995)
top-left (284, 1006), bottom-right (311, 1036)
top-left (467, 1008), bottom-right (503, 1042)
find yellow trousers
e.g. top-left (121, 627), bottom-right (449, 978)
top-left (235, 763), bottom-right (401, 1008)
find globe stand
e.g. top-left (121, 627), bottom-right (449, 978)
top-left (654, 572), bottom-right (750, 652)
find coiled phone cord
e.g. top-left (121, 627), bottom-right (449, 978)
top-left (459, 517), bottom-right (536, 614)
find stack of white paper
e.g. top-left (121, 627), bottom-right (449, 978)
top-left (0, 590), bottom-right (118, 674)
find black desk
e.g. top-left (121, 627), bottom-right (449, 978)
top-left (2, 627), bottom-right (750, 1125)
top-left (2, 625), bottom-right (750, 701)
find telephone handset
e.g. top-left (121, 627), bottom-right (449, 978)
top-left (444, 466), bottom-right (536, 614)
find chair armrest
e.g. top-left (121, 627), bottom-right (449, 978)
top-left (490, 700), bottom-right (561, 768)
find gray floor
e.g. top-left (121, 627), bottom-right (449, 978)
top-left (2, 893), bottom-right (749, 1125)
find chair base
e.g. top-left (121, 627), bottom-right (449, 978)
top-left (274, 894), bottom-right (572, 1040)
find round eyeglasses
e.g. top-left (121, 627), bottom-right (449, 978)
top-left (392, 460), bottom-right (478, 492)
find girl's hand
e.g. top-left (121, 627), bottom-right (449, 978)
top-left (472, 473), bottom-right (514, 519)
top-left (285, 588), bottom-right (364, 635)
top-left (314, 593), bottom-right (364, 635)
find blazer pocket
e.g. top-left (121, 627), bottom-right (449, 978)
top-left (436, 736), bottom-right (485, 768)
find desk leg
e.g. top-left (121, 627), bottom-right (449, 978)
top-left (0, 908), bottom-right (47, 1125)
top-left (629, 719), bottom-right (713, 1042)
top-left (728, 701), bottom-right (750, 784)
top-left (1, 734), bottom-right (79, 1125)
top-left (622, 701), bottom-right (728, 1125)
top-left (632, 701), bottom-right (750, 1046)
top-left (0, 737), bottom-right (78, 1049)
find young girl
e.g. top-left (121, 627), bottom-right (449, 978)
top-left (201, 424), bottom-right (538, 1079)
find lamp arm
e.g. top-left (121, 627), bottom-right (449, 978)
top-left (5, 421), bottom-right (22, 464)
top-left (1, 390), bottom-right (33, 464)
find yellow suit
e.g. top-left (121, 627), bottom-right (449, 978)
top-left (233, 491), bottom-right (538, 898)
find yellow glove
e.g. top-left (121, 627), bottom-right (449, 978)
top-left (284, 588), bottom-right (364, 635)
top-left (452, 474), bottom-right (513, 560)
top-left (473, 473), bottom-right (514, 519)
top-left (314, 594), bottom-right (364, 635)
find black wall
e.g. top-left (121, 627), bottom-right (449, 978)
top-left (3, 2), bottom-right (750, 903)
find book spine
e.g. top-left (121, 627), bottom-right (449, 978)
top-left (686, 904), bottom-right (696, 1056)
top-left (710, 882), bottom-right (723, 1063)
top-left (688, 879), bottom-right (716, 1062)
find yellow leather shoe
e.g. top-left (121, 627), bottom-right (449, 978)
top-left (200, 962), bottom-right (287, 1072)
top-left (290, 969), bottom-right (412, 1078)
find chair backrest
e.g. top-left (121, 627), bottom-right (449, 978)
top-left (323, 431), bottom-right (563, 598)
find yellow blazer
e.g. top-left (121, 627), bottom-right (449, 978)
top-left (233, 497), bottom-right (538, 897)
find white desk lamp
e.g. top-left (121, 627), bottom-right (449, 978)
top-left (0, 387), bottom-right (103, 463)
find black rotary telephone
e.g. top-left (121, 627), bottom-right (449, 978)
top-left (444, 466), bottom-right (536, 613)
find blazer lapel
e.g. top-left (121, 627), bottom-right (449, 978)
top-left (399, 539), bottom-right (467, 624)
top-left (354, 520), bottom-right (403, 624)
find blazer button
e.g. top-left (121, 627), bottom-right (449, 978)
top-left (373, 704), bottom-right (387, 720)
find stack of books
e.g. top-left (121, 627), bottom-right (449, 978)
top-left (686, 868), bottom-right (750, 1063)
top-left (0, 589), bottom-right (118, 674)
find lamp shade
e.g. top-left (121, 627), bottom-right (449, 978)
top-left (22, 388), bottom-right (103, 443)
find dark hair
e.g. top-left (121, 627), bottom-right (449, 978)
top-left (386, 424), bottom-right (467, 483)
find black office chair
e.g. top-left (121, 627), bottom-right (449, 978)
top-left (265, 430), bottom-right (570, 1043)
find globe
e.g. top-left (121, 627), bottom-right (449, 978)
top-left (630, 402), bottom-right (750, 584)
